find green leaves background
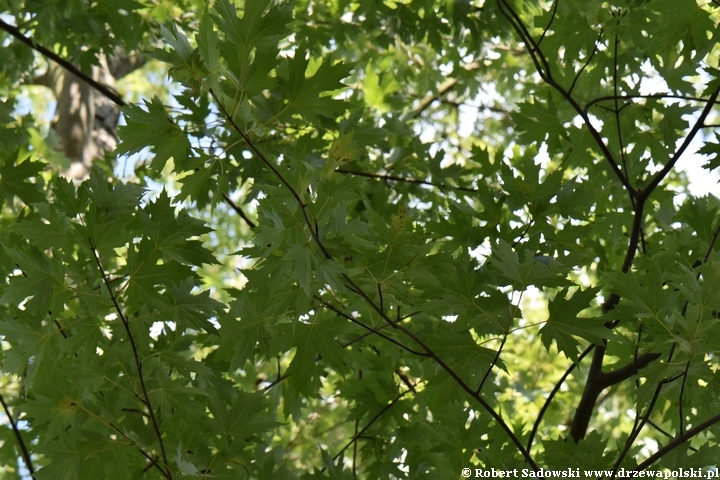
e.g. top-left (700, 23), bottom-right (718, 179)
top-left (0, 0), bottom-right (720, 478)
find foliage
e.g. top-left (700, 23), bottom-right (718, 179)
top-left (1, 0), bottom-right (720, 478)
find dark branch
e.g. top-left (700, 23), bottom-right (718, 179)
top-left (600, 352), bottom-right (662, 387)
top-left (496, 0), bottom-right (636, 197)
top-left (0, 393), bottom-right (36, 478)
top-left (329, 385), bottom-right (416, 465)
top-left (336, 168), bottom-right (478, 193)
top-left (641, 85), bottom-right (720, 198)
top-left (0, 19), bottom-right (127, 107)
top-left (88, 238), bottom-right (171, 479)
top-left (527, 344), bottom-right (594, 452)
top-left (633, 412), bottom-right (720, 471)
top-left (318, 297), bottom-right (430, 357)
top-left (585, 93), bottom-right (720, 114)
top-left (222, 192), bottom-right (257, 229)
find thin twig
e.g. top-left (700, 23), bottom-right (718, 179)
top-left (584, 93), bottom-right (720, 114)
top-left (318, 297), bottom-right (429, 356)
top-left (612, 25), bottom-right (630, 180)
top-left (209, 88), bottom-right (335, 260)
top-left (568, 29), bottom-right (603, 95)
top-left (262, 373), bottom-right (290, 393)
top-left (88, 238), bottom-right (171, 479)
top-left (0, 393), bottom-right (36, 478)
top-left (526, 344), bottom-right (594, 453)
top-left (677, 360), bottom-right (691, 434)
top-left (336, 168), bottom-right (478, 193)
top-left (646, 419), bottom-right (698, 453)
top-left (329, 386), bottom-right (416, 465)
top-left (341, 323), bottom-right (393, 348)
top-left (536, 0), bottom-right (558, 48)
top-left (222, 192), bottom-right (256, 229)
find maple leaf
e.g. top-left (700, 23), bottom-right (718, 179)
top-left (116, 96), bottom-right (190, 172)
top-left (540, 287), bottom-right (606, 361)
top-left (278, 51), bottom-right (353, 125)
top-left (0, 158), bottom-right (45, 205)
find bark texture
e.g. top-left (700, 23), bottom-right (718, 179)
top-left (34, 51), bottom-right (144, 179)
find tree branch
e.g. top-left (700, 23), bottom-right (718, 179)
top-left (328, 384), bottom-right (417, 466)
top-left (317, 297), bottom-right (431, 357)
top-left (527, 344), bottom-right (594, 452)
top-left (336, 168), bottom-right (478, 193)
top-left (0, 392), bottom-right (36, 479)
top-left (584, 93), bottom-right (720, 114)
top-left (210, 88), bottom-right (539, 470)
top-left (641, 85), bottom-right (720, 198)
top-left (222, 192), bottom-right (256, 229)
top-left (88, 238), bottom-right (171, 479)
top-left (599, 352), bottom-right (662, 387)
top-left (633, 412), bottom-right (720, 471)
top-left (495, 0), bottom-right (636, 197)
top-left (0, 19), bottom-right (127, 107)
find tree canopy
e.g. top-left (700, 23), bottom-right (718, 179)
top-left (1, 0), bottom-right (720, 478)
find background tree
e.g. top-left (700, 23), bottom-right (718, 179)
top-left (1, 0), bottom-right (720, 478)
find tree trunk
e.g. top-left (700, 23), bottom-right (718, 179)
top-left (34, 51), bottom-right (144, 179)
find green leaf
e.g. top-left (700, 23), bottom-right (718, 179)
top-left (116, 96), bottom-right (190, 172)
top-left (213, 0), bottom-right (292, 53)
top-left (272, 314), bottom-right (347, 390)
top-left (278, 51), bottom-right (353, 125)
top-left (0, 158), bottom-right (45, 205)
top-left (12, 203), bottom-right (72, 250)
top-left (139, 189), bottom-right (217, 266)
top-left (490, 239), bottom-right (569, 289)
top-left (52, 176), bottom-right (90, 217)
top-left (542, 431), bottom-right (610, 468)
top-left (207, 391), bottom-right (280, 440)
top-left (540, 287), bottom-right (606, 360)
top-left (168, 277), bottom-right (223, 333)
top-left (0, 247), bottom-right (63, 315)
top-left (197, 11), bottom-right (219, 74)
top-left (604, 262), bottom-right (667, 319)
